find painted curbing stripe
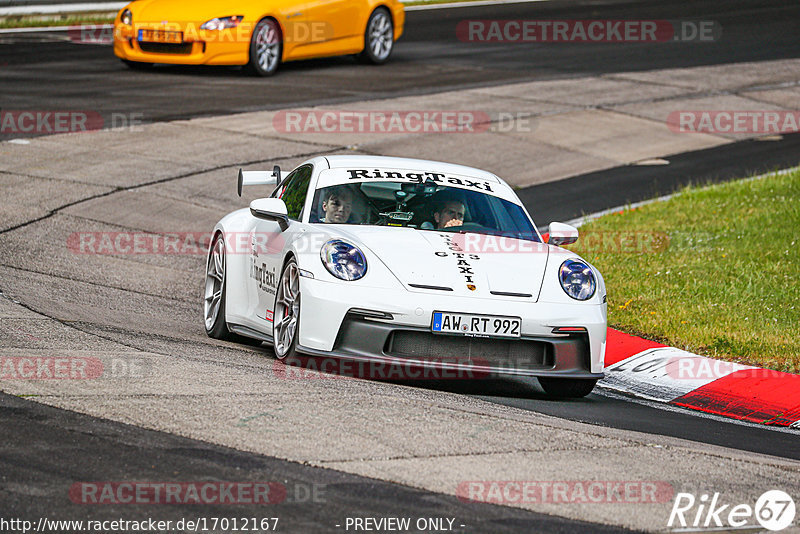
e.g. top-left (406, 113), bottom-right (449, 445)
top-left (604, 328), bottom-right (665, 366)
top-left (601, 330), bottom-right (800, 428)
top-left (671, 369), bottom-right (800, 427)
top-left (602, 346), bottom-right (754, 403)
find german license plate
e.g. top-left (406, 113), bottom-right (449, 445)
top-left (432, 312), bottom-right (521, 338)
top-left (138, 29), bottom-right (183, 43)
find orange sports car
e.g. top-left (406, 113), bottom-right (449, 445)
top-left (114, 0), bottom-right (404, 75)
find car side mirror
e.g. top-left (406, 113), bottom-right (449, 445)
top-left (548, 222), bottom-right (579, 246)
top-left (250, 198), bottom-right (290, 231)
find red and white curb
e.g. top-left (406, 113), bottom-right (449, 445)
top-left (601, 328), bottom-right (800, 429)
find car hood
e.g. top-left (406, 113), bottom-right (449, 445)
top-left (333, 227), bottom-right (549, 301)
top-left (131, 0), bottom-right (235, 24)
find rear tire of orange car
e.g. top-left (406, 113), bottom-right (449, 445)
top-left (246, 18), bottom-right (282, 77)
top-left (358, 8), bottom-right (394, 65)
top-left (121, 59), bottom-right (153, 70)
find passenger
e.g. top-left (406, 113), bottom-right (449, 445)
top-left (321, 186), bottom-right (354, 223)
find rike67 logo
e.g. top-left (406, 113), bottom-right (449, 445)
top-left (669, 490), bottom-right (796, 531)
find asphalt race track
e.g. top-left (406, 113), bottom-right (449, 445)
top-left (2, 0), bottom-right (800, 532)
top-left (1, 0), bottom-right (799, 126)
top-left (0, 393), bottom-right (632, 533)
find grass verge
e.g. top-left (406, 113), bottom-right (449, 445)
top-left (565, 168), bottom-right (800, 373)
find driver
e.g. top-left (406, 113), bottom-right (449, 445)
top-left (420, 193), bottom-right (466, 230)
top-left (321, 186), bottom-right (354, 224)
top-left (434, 199), bottom-right (466, 229)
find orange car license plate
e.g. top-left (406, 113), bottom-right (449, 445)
top-left (138, 29), bottom-right (183, 44)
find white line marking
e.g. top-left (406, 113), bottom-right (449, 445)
top-left (0, 24), bottom-right (112, 34)
top-left (0, 0), bottom-right (546, 17)
top-left (0, 3), bottom-right (124, 16)
top-left (405, 0), bottom-right (550, 11)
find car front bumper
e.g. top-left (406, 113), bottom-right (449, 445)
top-left (297, 277), bottom-right (606, 377)
top-left (114, 24), bottom-right (249, 65)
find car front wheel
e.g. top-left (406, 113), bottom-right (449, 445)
top-left (247, 18), bottom-right (282, 76)
top-left (273, 259), bottom-right (301, 359)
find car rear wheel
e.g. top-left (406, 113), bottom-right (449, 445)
top-left (204, 234), bottom-right (263, 345)
top-left (204, 233), bottom-right (231, 339)
top-left (538, 378), bottom-right (597, 398)
top-left (246, 18), bottom-right (281, 76)
top-left (273, 259), bottom-right (301, 359)
top-left (358, 8), bottom-right (393, 64)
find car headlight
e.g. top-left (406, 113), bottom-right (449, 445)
top-left (320, 240), bottom-right (367, 281)
top-left (559, 259), bottom-right (596, 300)
top-left (200, 16), bottom-right (243, 31)
top-left (120, 9), bottom-right (132, 25)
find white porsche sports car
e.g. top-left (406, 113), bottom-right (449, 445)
top-left (204, 155), bottom-right (607, 397)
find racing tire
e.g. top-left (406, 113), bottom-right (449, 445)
top-left (273, 259), bottom-right (301, 360)
top-left (358, 8), bottom-right (394, 65)
top-left (538, 378), bottom-right (597, 398)
top-left (246, 18), bottom-right (282, 77)
top-left (204, 233), bottom-right (262, 345)
top-left (204, 233), bottom-right (233, 339)
top-left (121, 59), bottom-right (153, 70)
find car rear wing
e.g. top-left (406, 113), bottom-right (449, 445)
top-left (237, 166), bottom-right (281, 197)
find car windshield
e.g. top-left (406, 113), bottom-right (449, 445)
top-left (310, 181), bottom-right (540, 242)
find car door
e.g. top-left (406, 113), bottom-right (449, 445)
top-left (253, 164), bottom-right (313, 326)
top-left (284, 0), bottom-right (363, 58)
top-left (304, 0), bottom-right (361, 42)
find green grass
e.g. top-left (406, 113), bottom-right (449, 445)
top-left (0, 15), bottom-right (115, 29)
top-left (564, 168), bottom-right (800, 373)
